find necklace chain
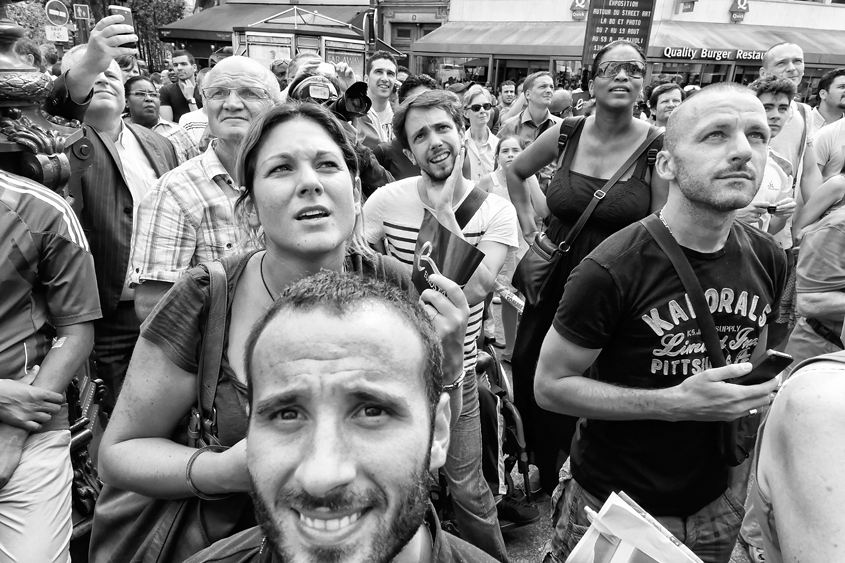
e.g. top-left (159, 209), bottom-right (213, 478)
top-left (658, 208), bottom-right (672, 234)
top-left (260, 252), bottom-right (276, 301)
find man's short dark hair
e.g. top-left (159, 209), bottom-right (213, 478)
top-left (817, 68), bottom-right (845, 97)
top-left (748, 75), bottom-right (797, 102)
top-left (523, 71), bottom-right (552, 94)
top-left (244, 271), bottom-right (444, 416)
top-left (500, 80), bottom-right (515, 91)
top-left (124, 75), bottom-right (155, 97)
top-left (397, 65), bottom-right (410, 76)
top-left (171, 49), bottom-right (195, 65)
top-left (367, 50), bottom-right (397, 75)
top-left (398, 73), bottom-right (438, 103)
top-left (14, 39), bottom-right (42, 71)
top-left (393, 89), bottom-right (463, 151)
top-left (649, 82), bottom-right (684, 109)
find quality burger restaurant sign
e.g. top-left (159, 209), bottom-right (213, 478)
top-left (659, 46), bottom-right (766, 63)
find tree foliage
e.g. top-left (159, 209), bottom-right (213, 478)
top-left (6, 0), bottom-right (53, 46)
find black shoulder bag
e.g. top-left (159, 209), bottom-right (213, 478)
top-left (641, 213), bottom-right (760, 467)
top-left (513, 120), bottom-right (662, 307)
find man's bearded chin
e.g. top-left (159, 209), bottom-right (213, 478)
top-left (420, 155), bottom-right (456, 183)
top-left (249, 461), bottom-right (431, 563)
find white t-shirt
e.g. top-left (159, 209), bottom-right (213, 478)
top-left (363, 177), bottom-right (519, 373)
top-left (750, 149), bottom-right (794, 249)
top-left (812, 118), bottom-right (845, 181)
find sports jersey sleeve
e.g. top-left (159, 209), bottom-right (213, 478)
top-left (477, 196), bottom-right (519, 250)
top-left (553, 258), bottom-right (624, 349)
top-left (130, 177), bottom-right (198, 284)
top-left (796, 223), bottom-right (845, 294)
top-left (38, 215), bottom-right (101, 327)
top-left (362, 188), bottom-right (387, 245)
top-left (140, 266), bottom-right (210, 373)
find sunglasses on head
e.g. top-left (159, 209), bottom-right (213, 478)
top-left (468, 102), bottom-right (493, 112)
top-left (595, 60), bottom-right (646, 79)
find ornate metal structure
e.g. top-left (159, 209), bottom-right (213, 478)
top-left (0, 0), bottom-right (103, 541)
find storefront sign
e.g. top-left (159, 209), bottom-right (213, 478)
top-left (661, 46), bottom-right (764, 62)
top-left (729, 0), bottom-right (749, 22)
top-left (571, 0), bottom-right (588, 21)
top-left (582, 0), bottom-right (656, 65)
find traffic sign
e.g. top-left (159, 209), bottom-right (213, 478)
top-left (45, 25), bottom-right (70, 42)
top-left (45, 0), bottom-right (69, 26)
top-left (73, 4), bottom-right (90, 20)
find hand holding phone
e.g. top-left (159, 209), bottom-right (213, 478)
top-left (729, 350), bottom-right (793, 386)
top-left (107, 6), bottom-right (136, 49)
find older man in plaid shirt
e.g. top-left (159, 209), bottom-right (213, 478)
top-left (130, 55), bottom-right (280, 321)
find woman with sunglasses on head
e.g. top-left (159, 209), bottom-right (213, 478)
top-left (505, 39), bottom-right (669, 495)
top-left (463, 85), bottom-right (500, 182)
top-left (90, 102), bottom-right (470, 563)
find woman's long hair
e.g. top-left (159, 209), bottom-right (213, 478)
top-left (234, 102), bottom-right (372, 258)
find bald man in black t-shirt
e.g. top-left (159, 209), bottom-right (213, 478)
top-left (536, 83), bottom-right (787, 563)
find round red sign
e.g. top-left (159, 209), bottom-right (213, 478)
top-left (45, 0), bottom-right (70, 26)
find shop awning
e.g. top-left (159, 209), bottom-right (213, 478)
top-left (411, 21), bottom-right (585, 58)
top-left (159, 3), bottom-right (367, 43)
top-left (649, 20), bottom-right (845, 66)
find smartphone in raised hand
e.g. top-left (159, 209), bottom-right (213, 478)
top-left (107, 5), bottom-right (136, 49)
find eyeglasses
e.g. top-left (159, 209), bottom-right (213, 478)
top-left (203, 87), bottom-right (271, 102)
top-left (595, 60), bottom-right (646, 79)
top-left (551, 106), bottom-right (572, 118)
top-left (128, 91), bottom-right (160, 99)
top-left (468, 103), bottom-right (493, 112)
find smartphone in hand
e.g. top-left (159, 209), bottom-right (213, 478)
top-left (107, 5), bottom-right (136, 49)
top-left (730, 350), bottom-right (793, 386)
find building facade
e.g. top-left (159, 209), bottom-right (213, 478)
top-left (412, 0), bottom-right (845, 97)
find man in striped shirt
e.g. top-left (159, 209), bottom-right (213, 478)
top-left (0, 170), bottom-right (100, 562)
top-left (363, 89), bottom-right (518, 562)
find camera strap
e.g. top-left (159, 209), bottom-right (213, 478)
top-left (640, 213), bottom-right (726, 368)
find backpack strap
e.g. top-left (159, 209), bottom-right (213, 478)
top-left (196, 260), bottom-right (228, 443)
top-left (454, 185), bottom-right (489, 230)
top-left (633, 128), bottom-right (664, 180)
top-left (555, 116), bottom-right (586, 170)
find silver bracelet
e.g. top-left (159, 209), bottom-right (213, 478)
top-left (442, 370), bottom-right (466, 392)
top-left (186, 444), bottom-right (232, 501)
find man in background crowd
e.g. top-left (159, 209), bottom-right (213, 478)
top-left (811, 68), bottom-right (845, 132)
top-left (357, 51), bottom-right (398, 150)
top-left (159, 49), bottom-right (202, 122)
top-left (130, 55), bottom-right (280, 321)
top-left (43, 16), bottom-right (179, 413)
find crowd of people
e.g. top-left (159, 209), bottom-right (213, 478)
top-left (2, 10), bottom-right (845, 563)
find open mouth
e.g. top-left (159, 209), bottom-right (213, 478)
top-left (610, 87), bottom-right (629, 93)
top-left (299, 510), bottom-right (363, 531)
top-left (297, 207), bottom-right (330, 220)
top-left (430, 152), bottom-right (450, 164)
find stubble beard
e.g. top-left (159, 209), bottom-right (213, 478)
top-left (250, 457), bottom-right (432, 563)
top-left (674, 157), bottom-right (758, 213)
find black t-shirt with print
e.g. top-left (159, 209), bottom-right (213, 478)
top-left (553, 218), bottom-right (787, 517)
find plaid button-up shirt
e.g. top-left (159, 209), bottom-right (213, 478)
top-left (123, 116), bottom-right (201, 165)
top-left (129, 143), bottom-right (253, 285)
